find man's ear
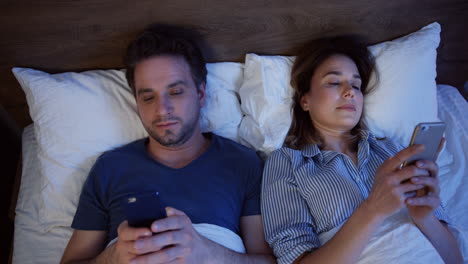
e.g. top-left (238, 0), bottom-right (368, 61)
top-left (198, 82), bottom-right (206, 107)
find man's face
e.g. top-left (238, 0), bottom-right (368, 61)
top-left (134, 55), bottom-right (205, 148)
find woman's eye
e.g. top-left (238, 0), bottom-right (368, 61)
top-left (353, 86), bottom-right (361, 90)
top-left (143, 97), bottom-right (154, 102)
top-left (328, 82), bottom-right (340, 86)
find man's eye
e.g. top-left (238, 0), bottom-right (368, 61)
top-left (328, 82), bottom-right (340, 86)
top-left (353, 86), bottom-right (361, 90)
top-left (170, 91), bottom-right (183, 96)
top-left (143, 97), bottom-right (154, 102)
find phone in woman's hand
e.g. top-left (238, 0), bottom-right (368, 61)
top-left (122, 191), bottom-right (167, 228)
top-left (402, 122), bottom-right (446, 167)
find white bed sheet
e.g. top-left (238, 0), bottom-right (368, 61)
top-left (13, 125), bottom-right (72, 264)
top-left (12, 85), bottom-right (468, 263)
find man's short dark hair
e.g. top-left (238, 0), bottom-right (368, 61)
top-left (124, 23), bottom-right (208, 92)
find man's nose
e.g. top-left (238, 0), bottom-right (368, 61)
top-left (155, 96), bottom-right (173, 115)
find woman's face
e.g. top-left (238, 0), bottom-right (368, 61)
top-left (300, 54), bottom-right (363, 133)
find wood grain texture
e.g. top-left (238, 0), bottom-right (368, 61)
top-left (0, 0), bottom-right (467, 128)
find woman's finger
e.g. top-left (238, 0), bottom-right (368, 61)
top-left (406, 193), bottom-right (440, 207)
top-left (415, 160), bottom-right (439, 178)
top-left (435, 138), bottom-right (446, 160)
top-left (411, 176), bottom-right (440, 195)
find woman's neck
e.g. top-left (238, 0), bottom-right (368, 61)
top-left (316, 126), bottom-right (357, 154)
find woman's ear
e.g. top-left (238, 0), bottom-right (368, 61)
top-left (300, 96), bottom-right (309, 111)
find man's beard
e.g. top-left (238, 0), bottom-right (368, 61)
top-left (146, 113), bottom-right (200, 147)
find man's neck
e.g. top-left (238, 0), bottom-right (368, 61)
top-left (146, 131), bottom-right (211, 169)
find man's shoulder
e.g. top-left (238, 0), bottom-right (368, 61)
top-left (212, 134), bottom-right (261, 161)
top-left (97, 137), bottom-right (147, 163)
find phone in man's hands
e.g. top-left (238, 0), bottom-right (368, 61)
top-left (402, 122), bottom-right (446, 168)
top-left (122, 191), bottom-right (167, 228)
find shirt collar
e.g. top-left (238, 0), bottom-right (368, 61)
top-left (300, 130), bottom-right (376, 165)
top-left (301, 143), bottom-right (321, 158)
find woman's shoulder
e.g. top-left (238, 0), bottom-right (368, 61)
top-left (368, 132), bottom-right (404, 156)
top-left (268, 146), bottom-right (305, 161)
top-left (266, 145), bottom-right (320, 170)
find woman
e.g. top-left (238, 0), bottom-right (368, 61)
top-left (261, 36), bottom-right (462, 264)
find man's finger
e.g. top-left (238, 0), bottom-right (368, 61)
top-left (165, 207), bottom-right (187, 217)
top-left (132, 230), bottom-right (191, 255)
top-left (117, 220), bottom-right (152, 241)
top-left (151, 214), bottom-right (189, 233)
top-left (132, 245), bottom-right (188, 264)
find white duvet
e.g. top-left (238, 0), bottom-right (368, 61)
top-left (13, 85), bottom-right (468, 263)
top-left (319, 209), bottom-right (448, 264)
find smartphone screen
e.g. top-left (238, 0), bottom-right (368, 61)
top-left (402, 122), bottom-right (445, 167)
top-left (122, 191), bottom-right (167, 228)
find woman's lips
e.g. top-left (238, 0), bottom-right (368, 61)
top-left (337, 104), bottom-right (356, 111)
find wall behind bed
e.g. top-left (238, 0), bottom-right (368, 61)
top-left (1, 0), bottom-right (467, 129)
top-left (0, 0), bottom-right (467, 262)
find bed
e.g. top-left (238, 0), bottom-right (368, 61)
top-left (3, 0), bottom-right (468, 263)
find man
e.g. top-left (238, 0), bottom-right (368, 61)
top-left (61, 24), bottom-right (275, 264)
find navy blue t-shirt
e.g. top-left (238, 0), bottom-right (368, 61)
top-left (71, 134), bottom-right (263, 243)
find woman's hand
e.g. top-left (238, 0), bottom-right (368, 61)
top-left (406, 138), bottom-right (445, 223)
top-left (406, 159), bottom-right (441, 223)
top-left (363, 145), bottom-right (429, 221)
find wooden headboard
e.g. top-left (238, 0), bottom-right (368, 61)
top-left (1, 0), bottom-right (467, 129)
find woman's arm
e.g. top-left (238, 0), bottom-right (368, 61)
top-left (295, 201), bottom-right (383, 264)
top-left (263, 145), bottom-right (429, 264)
top-left (406, 160), bottom-right (463, 264)
top-left (413, 215), bottom-right (463, 264)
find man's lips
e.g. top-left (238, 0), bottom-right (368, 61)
top-left (337, 104), bottom-right (356, 111)
top-left (154, 121), bottom-right (178, 128)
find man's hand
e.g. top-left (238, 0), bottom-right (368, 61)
top-left (110, 221), bottom-right (153, 263)
top-left (130, 207), bottom-right (210, 264)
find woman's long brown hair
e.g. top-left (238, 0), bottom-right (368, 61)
top-left (285, 36), bottom-right (377, 150)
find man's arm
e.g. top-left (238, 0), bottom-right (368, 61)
top-left (61, 230), bottom-right (107, 264)
top-left (237, 215), bottom-right (275, 262)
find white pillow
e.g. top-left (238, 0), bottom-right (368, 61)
top-left (12, 62), bottom-right (244, 231)
top-left (239, 22), bottom-right (451, 161)
top-left (201, 63), bottom-right (244, 142)
top-left (238, 55), bottom-right (295, 152)
top-left (364, 22), bottom-right (440, 144)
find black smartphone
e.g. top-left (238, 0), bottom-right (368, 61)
top-left (402, 122), bottom-right (446, 167)
top-left (122, 191), bottom-right (167, 228)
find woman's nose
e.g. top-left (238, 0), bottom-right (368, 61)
top-left (343, 83), bottom-right (355, 98)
